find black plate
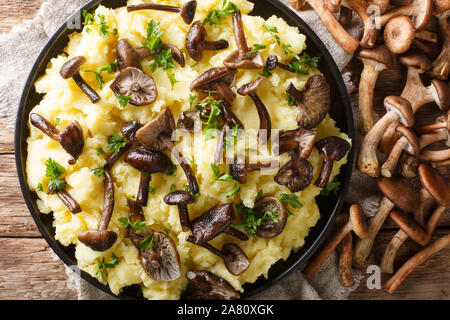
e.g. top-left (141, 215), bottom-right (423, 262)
top-left (15, 0), bottom-right (355, 300)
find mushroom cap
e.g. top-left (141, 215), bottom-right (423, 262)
top-left (395, 125), bottom-right (420, 156)
top-left (431, 80), bottom-right (450, 111)
top-left (183, 270), bottom-right (240, 300)
top-left (164, 190), bottom-right (195, 206)
top-left (177, 110), bottom-right (201, 133)
top-left (384, 16), bottom-right (415, 54)
top-left (377, 176), bottom-right (419, 212)
top-left (223, 50), bottom-right (264, 69)
top-left (110, 67), bottom-right (158, 106)
top-left (230, 160), bottom-right (248, 185)
top-left (116, 39), bottom-right (141, 71)
top-left (266, 54), bottom-right (279, 70)
top-left (432, 0), bottom-right (450, 14)
top-left (274, 158), bottom-right (313, 192)
top-left (418, 164), bottom-right (450, 206)
top-left (190, 67), bottom-right (237, 93)
top-left (180, 0), bottom-right (197, 24)
top-left (162, 43), bottom-right (185, 67)
top-left (127, 199), bottom-right (145, 224)
top-left (136, 107), bottom-right (176, 151)
top-left (221, 243), bottom-right (250, 276)
top-left (315, 136), bottom-right (351, 162)
top-left (121, 121), bottom-right (142, 145)
top-left (191, 203), bottom-right (235, 243)
top-left (413, 0), bottom-right (433, 31)
top-left (124, 148), bottom-right (173, 174)
top-left (60, 56), bottom-right (86, 79)
top-left (349, 204), bottom-right (369, 238)
top-left (133, 229), bottom-right (181, 281)
top-left (237, 77), bottom-right (264, 96)
top-left (186, 21), bottom-right (208, 61)
top-left (399, 53), bottom-right (432, 73)
top-left (275, 127), bottom-right (317, 159)
top-left (286, 75), bottom-right (331, 129)
top-left (254, 196), bottom-right (288, 238)
top-left (357, 45), bottom-right (394, 69)
top-left (78, 230), bottom-right (118, 252)
top-left (384, 96), bottom-right (414, 127)
top-left (58, 121), bottom-right (84, 165)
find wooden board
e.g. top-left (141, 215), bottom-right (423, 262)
top-left (0, 1), bottom-right (449, 301)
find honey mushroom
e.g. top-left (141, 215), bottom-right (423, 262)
top-left (127, 0), bottom-right (197, 25)
top-left (183, 270), bottom-right (240, 300)
top-left (186, 21), bottom-right (229, 62)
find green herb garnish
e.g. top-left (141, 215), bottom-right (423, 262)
top-left (224, 185), bottom-right (240, 198)
top-left (256, 189), bottom-right (263, 201)
top-left (97, 147), bottom-right (105, 156)
top-left (166, 163), bottom-right (177, 176)
top-left (278, 193), bottom-right (303, 209)
top-left (286, 93), bottom-right (294, 106)
top-left (107, 134), bottom-right (126, 155)
top-left (118, 217), bottom-right (147, 232)
top-left (37, 183), bottom-right (43, 192)
top-left (259, 66), bottom-right (273, 78)
top-left (83, 10), bottom-right (110, 38)
top-left (263, 24), bottom-right (281, 45)
top-left (203, 0), bottom-right (240, 26)
top-left (211, 163), bottom-right (238, 183)
top-left (320, 179), bottom-right (341, 196)
top-left (54, 118), bottom-right (60, 126)
top-left (45, 158), bottom-right (66, 191)
top-left (139, 234), bottom-right (155, 250)
top-left (96, 253), bottom-right (120, 281)
top-left (234, 203), bottom-right (279, 237)
top-left (170, 184), bottom-right (176, 192)
top-left (149, 186), bottom-right (157, 195)
top-left (91, 167), bottom-right (105, 177)
top-left (115, 93), bottom-right (131, 108)
top-left (247, 43), bottom-right (266, 55)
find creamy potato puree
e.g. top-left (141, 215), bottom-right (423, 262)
top-left (26, 0), bottom-right (350, 299)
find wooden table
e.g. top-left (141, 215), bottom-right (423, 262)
top-left (0, 0), bottom-right (449, 300)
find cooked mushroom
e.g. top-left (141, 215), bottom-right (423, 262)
top-left (230, 157), bottom-right (279, 184)
top-left (191, 67), bottom-right (238, 106)
top-left (356, 46), bottom-right (394, 134)
top-left (177, 110), bottom-right (202, 133)
top-left (381, 125), bottom-right (419, 178)
top-left (353, 176), bottom-right (419, 267)
top-left (253, 196), bottom-right (288, 238)
top-left (304, 204), bottom-right (368, 279)
top-left (135, 43), bottom-right (186, 67)
top-left (60, 56), bottom-right (100, 103)
top-left (383, 16), bottom-right (416, 54)
top-left (286, 75), bottom-right (331, 129)
top-left (30, 113), bottom-right (84, 165)
top-left (223, 11), bottom-right (264, 69)
top-left (384, 234), bottom-right (450, 294)
top-left (186, 21), bottom-right (229, 61)
top-left (237, 77), bottom-right (271, 145)
top-left (183, 270), bottom-right (240, 300)
top-left (190, 204), bottom-right (235, 244)
top-left (379, 0), bottom-right (433, 31)
top-left (274, 127), bottom-right (317, 159)
top-left (78, 170), bottom-right (117, 251)
top-left (110, 67), bottom-right (158, 106)
top-left (46, 186), bottom-right (82, 215)
top-left (121, 121), bottom-right (142, 146)
top-left (136, 107), bottom-right (200, 195)
top-left (186, 237), bottom-right (250, 275)
top-left (265, 54), bottom-right (298, 73)
top-left (358, 96), bottom-right (414, 177)
top-left (275, 158), bottom-right (313, 192)
top-left (127, 0), bottom-right (197, 24)
top-left (314, 136), bottom-right (351, 188)
top-left (430, 11), bottom-right (449, 80)
top-left (125, 148), bottom-right (174, 207)
top-left (164, 191), bottom-right (195, 232)
top-left (116, 39), bottom-right (141, 71)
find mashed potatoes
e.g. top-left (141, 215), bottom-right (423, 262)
top-left (26, 0), bottom-right (350, 299)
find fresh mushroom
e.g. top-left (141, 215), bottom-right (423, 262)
top-left (186, 21), bottom-right (229, 61)
top-left (116, 39), bottom-right (141, 71)
top-left (136, 107), bottom-right (200, 195)
top-left (430, 11), bottom-right (449, 80)
top-left (303, 204), bottom-right (368, 279)
top-left (286, 75), bottom-right (331, 129)
top-left (124, 148), bottom-right (174, 207)
top-left (419, 163), bottom-right (450, 207)
top-left (253, 196), bottom-right (288, 238)
top-left (230, 157), bottom-right (279, 184)
top-left (290, 0), bottom-right (307, 10)
top-left (421, 147), bottom-right (450, 162)
top-left (383, 16), bottom-right (416, 54)
top-left (164, 191), bottom-right (195, 232)
top-left (274, 127), bottom-right (317, 159)
top-left (183, 270), bottom-right (240, 300)
top-left (358, 96), bottom-right (414, 177)
top-left (339, 7), bottom-right (353, 27)
top-left (30, 113), bottom-right (84, 165)
top-left (384, 234), bottom-right (450, 294)
top-left (275, 158), bottom-right (313, 192)
top-left (314, 136), bottom-right (351, 188)
top-left (60, 56), bottom-right (101, 103)
top-left (78, 170), bottom-right (117, 251)
top-left (356, 46), bottom-right (394, 134)
top-left (353, 176), bottom-right (419, 267)
top-left (381, 125), bottom-right (419, 178)
top-left (339, 233), bottom-right (354, 287)
top-left (186, 237), bottom-right (250, 275)
top-left (110, 67), bottom-right (158, 106)
top-left (237, 77), bottom-right (272, 145)
top-left (127, 0), bottom-right (197, 24)
top-left (378, 0), bottom-right (433, 31)
top-left (223, 11), bottom-right (264, 69)
top-left (341, 0), bottom-right (378, 48)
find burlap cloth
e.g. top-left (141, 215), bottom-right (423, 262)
top-left (0, 0), bottom-right (382, 300)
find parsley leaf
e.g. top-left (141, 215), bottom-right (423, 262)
top-left (107, 134), bottom-right (126, 155)
top-left (166, 163), bottom-right (177, 176)
top-left (286, 93), bottom-right (294, 106)
top-left (139, 234), bottom-right (155, 250)
top-left (263, 24), bottom-right (281, 45)
top-left (278, 193), bottom-right (303, 209)
top-left (91, 167), bottom-right (105, 177)
top-left (83, 10), bottom-right (110, 38)
top-left (85, 70), bottom-right (105, 89)
top-left (97, 147), bottom-right (105, 156)
top-left (45, 158), bottom-right (65, 179)
top-left (256, 189), bottom-right (263, 201)
top-left (258, 66), bottom-right (273, 78)
top-left (234, 203), bottom-right (279, 237)
top-left (37, 183), bottom-right (43, 192)
top-left (143, 20), bottom-right (163, 54)
top-left (223, 125), bottom-right (240, 149)
top-left (224, 185), bottom-right (240, 198)
top-left (54, 118), bottom-right (60, 126)
top-left (320, 179), bottom-right (341, 196)
top-left (170, 184), bottom-right (176, 192)
top-left (98, 61), bottom-right (118, 73)
top-left (200, 96), bottom-right (222, 140)
top-left (211, 163), bottom-right (238, 183)
top-left (203, 0), bottom-right (240, 26)
top-left (96, 253), bottom-right (120, 281)
top-left (118, 217), bottom-right (147, 232)
top-left (248, 43), bottom-right (266, 54)
top-left (149, 186), bottom-right (157, 195)
top-left (115, 93), bottom-right (131, 108)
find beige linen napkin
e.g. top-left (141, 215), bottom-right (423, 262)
top-left (1, 0), bottom-right (371, 300)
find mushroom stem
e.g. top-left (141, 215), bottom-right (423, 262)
top-left (380, 231), bottom-right (409, 274)
top-left (315, 161), bottom-right (334, 188)
top-left (136, 173), bottom-right (150, 207)
top-left (380, 137), bottom-right (408, 178)
top-left (384, 234), bottom-right (450, 294)
top-left (178, 205), bottom-right (192, 232)
top-left (339, 233), bottom-right (354, 287)
top-left (99, 170), bottom-right (115, 231)
top-left (339, 7), bottom-right (353, 26)
top-left (72, 73), bottom-right (101, 104)
top-left (342, 0), bottom-right (377, 48)
top-left (127, 3), bottom-right (180, 13)
top-left (419, 129), bottom-right (448, 148)
top-left (431, 12), bottom-right (449, 80)
top-left (353, 197), bottom-right (395, 267)
top-left (250, 93), bottom-right (271, 145)
top-left (215, 81), bottom-right (236, 106)
top-left (232, 11), bottom-right (249, 58)
top-left (224, 227), bottom-right (249, 241)
top-left (55, 190), bottom-right (82, 214)
top-left (432, 159), bottom-right (450, 168)
top-left (105, 141), bottom-right (132, 171)
top-left (415, 122), bottom-right (447, 134)
top-left (421, 148), bottom-right (450, 162)
top-left (30, 113), bottom-right (59, 140)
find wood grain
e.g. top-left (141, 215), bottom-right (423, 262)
top-left (0, 0), bottom-right (46, 34)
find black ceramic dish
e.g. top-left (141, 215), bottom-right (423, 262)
top-left (15, 0), bottom-right (355, 300)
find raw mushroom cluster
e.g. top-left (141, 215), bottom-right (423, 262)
top-left (289, 0), bottom-right (450, 293)
top-left (33, 1), bottom-right (353, 300)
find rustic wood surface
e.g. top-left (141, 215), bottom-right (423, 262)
top-left (0, 1), bottom-right (449, 300)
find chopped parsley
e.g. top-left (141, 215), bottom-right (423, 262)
top-left (91, 167), bottom-right (105, 177)
top-left (203, 0), bottom-right (240, 26)
top-left (139, 234), bottom-right (155, 250)
top-left (247, 43), bottom-right (266, 55)
top-left (54, 118), bottom-right (60, 126)
top-left (45, 158), bottom-right (66, 191)
top-left (83, 10), bottom-right (110, 38)
top-left (278, 193), bottom-right (303, 209)
top-left (96, 253), bottom-right (120, 281)
top-left (37, 183), bottom-right (43, 192)
top-left (118, 217), bottom-right (147, 232)
top-left (149, 186), bottom-right (157, 195)
top-left (259, 66), bottom-right (273, 78)
top-left (166, 163), bottom-right (177, 176)
top-left (199, 96), bottom-right (223, 140)
top-left (170, 184), bottom-right (176, 192)
top-left (256, 189), bottom-right (263, 201)
top-left (286, 93), bottom-right (294, 106)
top-left (106, 134), bottom-right (126, 155)
top-left (184, 185), bottom-right (190, 192)
top-left (263, 24), bottom-right (281, 45)
top-left (320, 179), bottom-right (341, 196)
top-left (85, 62), bottom-right (118, 89)
top-left (234, 202), bottom-right (279, 237)
top-left (223, 125), bottom-right (240, 149)
top-left (211, 163), bottom-right (238, 183)
top-left (115, 93), bottom-right (131, 108)
top-left (223, 185), bottom-right (240, 198)
top-left (97, 147), bottom-right (106, 156)
top-left (98, 61), bottom-right (118, 73)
